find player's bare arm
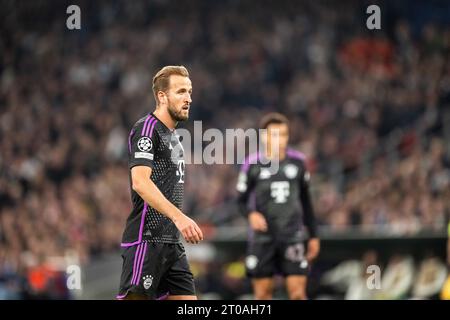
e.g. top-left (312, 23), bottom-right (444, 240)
top-left (131, 165), bottom-right (203, 244)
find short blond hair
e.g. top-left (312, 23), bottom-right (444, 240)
top-left (152, 65), bottom-right (190, 104)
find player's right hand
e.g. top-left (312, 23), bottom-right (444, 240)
top-left (173, 213), bottom-right (204, 244)
top-left (248, 211), bottom-right (268, 232)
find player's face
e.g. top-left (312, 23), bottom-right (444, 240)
top-left (263, 123), bottom-right (289, 156)
top-left (165, 75), bottom-right (192, 122)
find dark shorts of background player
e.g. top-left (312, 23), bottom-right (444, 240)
top-left (246, 240), bottom-right (309, 278)
top-left (117, 242), bottom-right (196, 300)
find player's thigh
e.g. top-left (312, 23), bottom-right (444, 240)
top-left (246, 241), bottom-right (277, 278)
top-left (252, 277), bottom-right (275, 294)
top-left (285, 275), bottom-right (307, 299)
top-left (157, 244), bottom-right (196, 298)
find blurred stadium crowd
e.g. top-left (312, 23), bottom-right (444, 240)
top-left (0, 0), bottom-right (449, 299)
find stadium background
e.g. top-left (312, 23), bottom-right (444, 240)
top-left (0, 0), bottom-right (449, 299)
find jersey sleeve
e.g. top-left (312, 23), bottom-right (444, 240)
top-left (128, 118), bottom-right (160, 170)
top-left (236, 160), bottom-right (257, 217)
top-left (299, 162), bottom-right (318, 238)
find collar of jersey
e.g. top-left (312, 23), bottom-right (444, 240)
top-left (150, 112), bottom-right (175, 134)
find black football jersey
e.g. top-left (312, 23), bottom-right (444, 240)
top-left (236, 149), bottom-right (317, 243)
top-left (121, 113), bottom-right (185, 246)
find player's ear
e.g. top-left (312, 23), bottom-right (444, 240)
top-left (157, 91), bottom-right (167, 105)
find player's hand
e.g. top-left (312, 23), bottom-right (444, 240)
top-left (173, 213), bottom-right (204, 244)
top-left (306, 238), bottom-right (320, 262)
top-left (248, 211), bottom-right (268, 232)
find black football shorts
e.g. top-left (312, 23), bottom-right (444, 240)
top-left (246, 241), bottom-right (309, 278)
top-left (117, 242), bottom-right (195, 299)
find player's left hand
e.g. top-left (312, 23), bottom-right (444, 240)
top-left (306, 238), bottom-right (320, 262)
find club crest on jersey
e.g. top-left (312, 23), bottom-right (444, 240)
top-left (284, 164), bottom-right (298, 179)
top-left (142, 275), bottom-right (153, 289)
top-left (259, 168), bottom-right (272, 179)
top-left (137, 137), bottom-right (153, 152)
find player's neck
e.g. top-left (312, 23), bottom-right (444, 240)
top-left (264, 147), bottom-right (286, 161)
top-left (153, 108), bottom-right (177, 131)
